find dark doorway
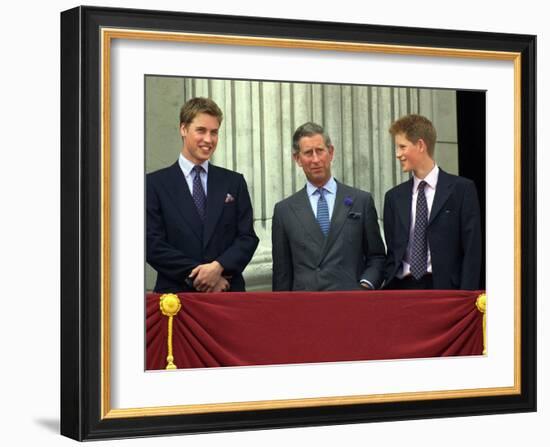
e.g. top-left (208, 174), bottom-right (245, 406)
top-left (457, 90), bottom-right (486, 289)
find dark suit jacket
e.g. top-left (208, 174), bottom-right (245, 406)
top-left (272, 182), bottom-right (386, 291)
top-left (147, 162), bottom-right (259, 293)
top-left (383, 169), bottom-right (482, 290)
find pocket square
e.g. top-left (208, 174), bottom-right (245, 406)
top-left (348, 212), bottom-right (361, 219)
top-left (224, 193), bottom-right (235, 203)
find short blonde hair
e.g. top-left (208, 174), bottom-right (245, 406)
top-left (179, 97), bottom-right (223, 127)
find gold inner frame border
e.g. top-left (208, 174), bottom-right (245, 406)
top-left (100, 28), bottom-right (522, 419)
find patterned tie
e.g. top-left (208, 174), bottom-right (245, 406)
top-left (316, 187), bottom-right (330, 236)
top-left (192, 165), bottom-right (207, 221)
top-left (410, 180), bottom-right (428, 280)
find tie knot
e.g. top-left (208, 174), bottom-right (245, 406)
top-left (317, 187), bottom-right (326, 198)
top-left (417, 180), bottom-right (427, 192)
top-left (192, 165), bottom-right (204, 175)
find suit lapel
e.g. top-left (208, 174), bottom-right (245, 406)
top-left (202, 165), bottom-right (227, 249)
top-left (289, 188), bottom-right (325, 250)
top-left (320, 182), bottom-right (351, 260)
top-left (164, 162), bottom-right (203, 240)
top-left (429, 169), bottom-right (453, 224)
top-left (396, 178), bottom-right (413, 232)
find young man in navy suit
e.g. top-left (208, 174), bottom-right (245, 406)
top-left (383, 114), bottom-right (482, 290)
top-left (147, 97), bottom-right (259, 293)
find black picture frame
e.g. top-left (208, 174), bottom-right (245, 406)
top-left (61, 5), bottom-right (536, 441)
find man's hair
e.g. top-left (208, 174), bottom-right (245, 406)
top-left (292, 122), bottom-right (332, 155)
top-left (179, 97), bottom-right (223, 127)
top-left (389, 114), bottom-right (437, 157)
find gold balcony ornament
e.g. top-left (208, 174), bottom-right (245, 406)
top-left (159, 293), bottom-right (182, 370)
top-left (475, 293), bottom-right (487, 355)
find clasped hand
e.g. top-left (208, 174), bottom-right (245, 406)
top-left (188, 261), bottom-right (229, 292)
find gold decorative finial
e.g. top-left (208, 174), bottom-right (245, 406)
top-left (476, 293), bottom-right (487, 355)
top-left (476, 293), bottom-right (486, 313)
top-left (159, 294), bottom-right (182, 369)
top-left (160, 293), bottom-right (181, 317)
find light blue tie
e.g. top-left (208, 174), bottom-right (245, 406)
top-left (316, 187), bottom-right (330, 236)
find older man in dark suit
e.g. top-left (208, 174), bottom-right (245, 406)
top-left (147, 97), bottom-right (259, 293)
top-left (383, 114), bottom-right (482, 290)
top-left (272, 122), bottom-right (386, 291)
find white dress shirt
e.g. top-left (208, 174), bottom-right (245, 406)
top-left (178, 153), bottom-right (209, 195)
top-left (305, 176), bottom-right (337, 219)
top-left (398, 164), bottom-right (440, 279)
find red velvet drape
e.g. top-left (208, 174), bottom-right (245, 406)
top-left (146, 290), bottom-right (484, 370)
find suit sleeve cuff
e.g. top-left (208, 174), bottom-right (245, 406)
top-left (360, 279), bottom-right (374, 290)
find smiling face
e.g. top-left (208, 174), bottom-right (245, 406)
top-left (294, 133), bottom-right (334, 187)
top-left (180, 113), bottom-right (220, 164)
top-left (394, 132), bottom-right (426, 174)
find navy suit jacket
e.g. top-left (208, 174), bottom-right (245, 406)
top-left (146, 161), bottom-right (259, 293)
top-left (383, 169), bottom-right (482, 290)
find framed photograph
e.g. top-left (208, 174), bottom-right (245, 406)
top-left (60, 5), bottom-right (536, 441)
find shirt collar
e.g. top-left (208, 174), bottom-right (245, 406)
top-left (306, 176), bottom-right (337, 197)
top-left (178, 153), bottom-right (209, 177)
top-left (413, 164), bottom-right (439, 192)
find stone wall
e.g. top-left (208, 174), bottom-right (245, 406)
top-left (145, 77), bottom-right (458, 291)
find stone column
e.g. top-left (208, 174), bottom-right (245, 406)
top-left (145, 77), bottom-right (457, 291)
